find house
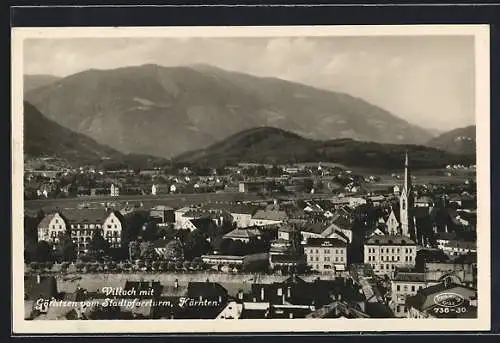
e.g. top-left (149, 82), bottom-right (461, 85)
top-left (228, 204), bottom-right (259, 228)
top-left (150, 205), bottom-right (175, 224)
top-left (269, 254), bottom-right (307, 272)
top-left (424, 253), bottom-right (477, 287)
top-left (389, 269), bottom-right (440, 317)
top-left (110, 184), bottom-right (120, 197)
top-left (440, 240), bottom-right (477, 257)
top-left (405, 281), bottom-right (477, 318)
top-left (364, 235), bottom-right (417, 277)
top-left (201, 255), bottom-right (245, 267)
top-left (151, 184), bottom-right (171, 196)
top-left (174, 207), bottom-right (192, 229)
top-left (37, 212), bottom-right (67, 245)
top-left (304, 238), bottom-right (348, 273)
top-left (349, 197), bottom-right (367, 208)
top-left (62, 209), bottom-right (124, 254)
top-left (250, 210), bottom-right (288, 227)
top-left (386, 208), bottom-right (400, 235)
top-left (223, 227), bottom-right (262, 243)
top-left (415, 196), bottom-right (434, 208)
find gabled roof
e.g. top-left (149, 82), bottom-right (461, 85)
top-left (37, 213), bottom-right (61, 228)
top-left (365, 235), bottom-right (416, 246)
top-left (252, 210), bottom-right (288, 221)
top-left (61, 209), bottom-right (114, 224)
top-left (150, 205), bottom-right (174, 211)
top-left (187, 281), bottom-right (228, 299)
top-left (304, 238), bottom-right (347, 248)
top-left (224, 228), bottom-right (261, 240)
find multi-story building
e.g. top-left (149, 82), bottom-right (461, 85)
top-left (37, 209), bottom-right (124, 254)
top-left (63, 209), bottom-right (124, 254)
top-left (37, 212), bottom-right (67, 245)
top-left (150, 205), bottom-right (175, 225)
top-left (110, 184), bottom-right (120, 197)
top-left (304, 238), bottom-right (348, 273)
top-left (389, 269), bottom-right (439, 317)
top-left (364, 235), bottom-right (417, 276)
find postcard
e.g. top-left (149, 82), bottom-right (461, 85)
top-left (11, 24), bottom-right (490, 333)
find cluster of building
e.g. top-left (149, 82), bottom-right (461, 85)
top-left (30, 153), bottom-right (478, 318)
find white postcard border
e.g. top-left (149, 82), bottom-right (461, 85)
top-left (11, 24), bottom-right (491, 334)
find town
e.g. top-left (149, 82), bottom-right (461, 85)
top-left (24, 154), bottom-right (478, 320)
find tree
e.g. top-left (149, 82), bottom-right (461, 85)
top-left (219, 238), bottom-right (233, 255)
top-left (88, 231), bottom-right (110, 258)
top-left (56, 232), bottom-right (76, 262)
top-left (183, 229), bottom-right (211, 260)
top-left (164, 240), bottom-right (184, 262)
top-left (34, 241), bottom-right (52, 262)
top-left (227, 239), bottom-right (245, 256)
top-left (139, 241), bottom-right (157, 261)
top-left (128, 240), bottom-right (140, 260)
top-left (140, 221), bottom-right (159, 241)
top-left (122, 211), bottom-right (148, 244)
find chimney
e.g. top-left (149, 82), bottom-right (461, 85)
top-left (289, 312), bottom-right (294, 319)
top-left (37, 274), bottom-right (41, 284)
top-left (287, 287), bottom-right (291, 298)
top-left (261, 287), bottom-right (265, 301)
top-left (238, 289), bottom-right (243, 301)
top-left (174, 279), bottom-right (179, 289)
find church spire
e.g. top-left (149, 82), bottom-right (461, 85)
top-left (400, 151), bottom-right (413, 238)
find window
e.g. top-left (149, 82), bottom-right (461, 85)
top-left (315, 257), bottom-right (319, 261)
top-left (392, 256), bottom-right (395, 261)
top-left (392, 248), bottom-right (395, 253)
top-left (325, 257), bottom-right (330, 262)
top-left (381, 265), bottom-right (384, 270)
top-left (411, 286), bottom-right (415, 292)
top-left (310, 256), bottom-right (314, 261)
top-left (55, 219), bottom-right (59, 224)
top-left (325, 249), bottom-right (330, 254)
top-left (397, 285), bottom-right (401, 291)
top-left (340, 256), bottom-right (343, 262)
top-left (316, 249), bottom-right (319, 254)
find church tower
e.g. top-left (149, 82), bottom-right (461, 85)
top-left (399, 152), bottom-right (413, 238)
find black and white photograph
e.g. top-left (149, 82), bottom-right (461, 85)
top-left (11, 25), bottom-right (490, 333)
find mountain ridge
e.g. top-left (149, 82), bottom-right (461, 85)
top-left (23, 101), bottom-right (168, 168)
top-left (174, 126), bottom-right (475, 170)
top-left (426, 125), bottom-right (476, 155)
top-left (25, 63), bottom-right (434, 158)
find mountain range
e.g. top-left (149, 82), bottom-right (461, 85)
top-left (24, 63), bottom-right (435, 159)
top-left (426, 125), bottom-right (476, 155)
top-left (174, 126), bottom-right (475, 169)
top-left (23, 101), bottom-right (167, 168)
top-left (24, 74), bottom-right (62, 94)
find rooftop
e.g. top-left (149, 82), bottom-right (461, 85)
top-left (365, 235), bottom-right (416, 246)
top-left (304, 238), bottom-right (347, 248)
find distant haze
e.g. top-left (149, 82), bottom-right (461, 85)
top-left (24, 36), bottom-right (475, 131)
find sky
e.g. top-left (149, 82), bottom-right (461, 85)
top-left (23, 35), bottom-right (475, 132)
